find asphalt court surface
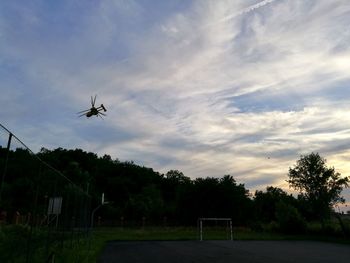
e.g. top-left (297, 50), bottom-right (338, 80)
top-left (98, 240), bottom-right (350, 263)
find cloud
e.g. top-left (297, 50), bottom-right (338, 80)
top-left (1, 0), bottom-right (350, 205)
top-left (217, 0), bottom-right (278, 24)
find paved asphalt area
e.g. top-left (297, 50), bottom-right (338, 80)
top-left (98, 240), bottom-right (350, 263)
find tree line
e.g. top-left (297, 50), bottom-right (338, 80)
top-left (0, 147), bottom-right (348, 232)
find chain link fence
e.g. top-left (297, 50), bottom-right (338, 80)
top-left (0, 123), bottom-right (92, 262)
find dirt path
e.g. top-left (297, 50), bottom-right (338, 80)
top-left (98, 240), bottom-right (350, 263)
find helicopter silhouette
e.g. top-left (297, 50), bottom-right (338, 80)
top-left (78, 95), bottom-right (107, 118)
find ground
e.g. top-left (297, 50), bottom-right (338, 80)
top-left (98, 240), bottom-right (350, 263)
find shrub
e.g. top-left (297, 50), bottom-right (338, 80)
top-left (275, 201), bottom-right (306, 234)
top-left (0, 225), bottom-right (30, 262)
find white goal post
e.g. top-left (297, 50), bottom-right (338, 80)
top-left (198, 218), bottom-right (233, 241)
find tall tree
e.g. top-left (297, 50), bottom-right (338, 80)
top-left (288, 152), bottom-right (349, 219)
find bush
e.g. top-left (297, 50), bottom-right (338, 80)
top-left (0, 225), bottom-right (30, 262)
top-left (0, 225), bottom-right (92, 262)
top-left (275, 201), bottom-right (306, 234)
top-left (249, 221), bottom-right (263, 232)
top-left (307, 220), bottom-right (348, 237)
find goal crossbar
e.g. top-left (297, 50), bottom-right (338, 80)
top-left (198, 217), bottom-right (233, 241)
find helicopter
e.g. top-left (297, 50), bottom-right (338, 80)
top-left (78, 95), bottom-right (107, 118)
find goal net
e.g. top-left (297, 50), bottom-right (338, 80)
top-left (198, 218), bottom-right (233, 241)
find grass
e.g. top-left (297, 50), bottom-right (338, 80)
top-left (0, 224), bottom-right (95, 263)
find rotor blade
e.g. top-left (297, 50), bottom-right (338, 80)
top-left (91, 96), bottom-right (94, 107)
top-left (93, 95), bottom-right (97, 106)
top-left (99, 112), bottom-right (106, 116)
top-left (78, 113), bottom-right (87, 117)
top-left (98, 114), bottom-right (104, 119)
top-left (77, 109), bottom-right (90, 114)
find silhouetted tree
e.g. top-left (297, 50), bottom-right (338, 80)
top-left (165, 170), bottom-right (190, 183)
top-left (254, 186), bottom-right (295, 222)
top-left (0, 146), bottom-right (277, 227)
top-left (161, 170), bottom-right (191, 222)
top-left (288, 152), bottom-right (349, 220)
top-left (178, 176), bottom-right (251, 225)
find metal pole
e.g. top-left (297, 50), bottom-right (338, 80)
top-left (200, 219), bottom-right (203, 241)
top-left (0, 133), bottom-right (12, 204)
top-left (230, 220), bottom-right (233, 241)
top-left (87, 203), bottom-right (102, 260)
top-left (90, 204), bottom-right (102, 230)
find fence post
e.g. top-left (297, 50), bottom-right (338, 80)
top-left (0, 132), bottom-right (12, 204)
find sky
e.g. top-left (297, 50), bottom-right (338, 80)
top-left (1, 0), bottom-right (350, 211)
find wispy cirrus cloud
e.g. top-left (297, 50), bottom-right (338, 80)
top-left (1, 0), bottom-right (350, 208)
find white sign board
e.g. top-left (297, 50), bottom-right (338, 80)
top-left (48, 197), bottom-right (62, 215)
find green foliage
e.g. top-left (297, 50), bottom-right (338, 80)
top-left (254, 186), bottom-right (295, 222)
top-left (306, 219), bottom-right (350, 238)
top-left (1, 147), bottom-right (253, 226)
top-left (127, 184), bottom-right (164, 219)
top-left (0, 224), bottom-right (100, 263)
top-left (174, 175), bottom-right (252, 225)
top-left (0, 225), bottom-right (29, 262)
top-left (288, 152), bottom-right (349, 220)
top-left (275, 201), bottom-right (307, 234)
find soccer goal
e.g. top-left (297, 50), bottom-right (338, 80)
top-left (198, 218), bottom-right (233, 241)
